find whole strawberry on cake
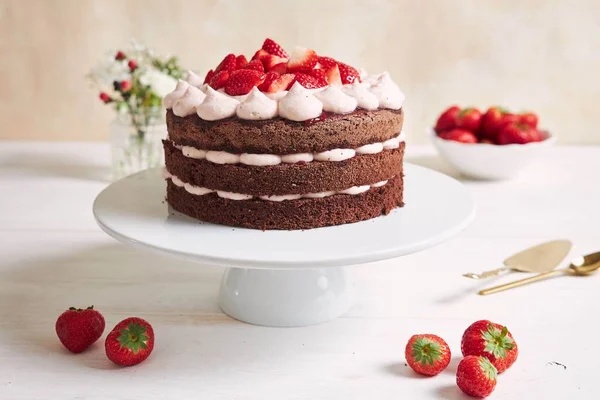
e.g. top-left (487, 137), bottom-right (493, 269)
top-left (162, 38), bottom-right (406, 230)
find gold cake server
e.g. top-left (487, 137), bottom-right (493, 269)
top-left (479, 251), bottom-right (600, 295)
top-left (463, 240), bottom-right (572, 280)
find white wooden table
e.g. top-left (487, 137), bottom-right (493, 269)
top-left (1, 142), bottom-right (598, 399)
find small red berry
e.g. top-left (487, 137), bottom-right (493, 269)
top-left (456, 356), bottom-right (498, 398)
top-left (438, 128), bottom-right (478, 144)
top-left (119, 80), bottom-right (132, 92)
top-left (435, 105), bottom-right (461, 133)
top-left (127, 60), bottom-right (138, 71)
top-left (99, 92), bottom-right (111, 103)
top-left (461, 320), bottom-right (518, 373)
top-left (405, 334), bottom-right (452, 376)
top-left (456, 107), bottom-right (483, 132)
top-left (115, 51), bottom-right (126, 61)
top-left (105, 317), bottom-right (154, 366)
top-left (519, 112), bottom-right (539, 128)
top-left (56, 306), bottom-right (106, 353)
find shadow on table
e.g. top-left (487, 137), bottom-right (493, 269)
top-left (383, 362), bottom-right (430, 379)
top-left (433, 278), bottom-right (493, 304)
top-left (435, 384), bottom-right (471, 400)
top-left (383, 357), bottom-right (469, 399)
top-left (382, 355), bottom-right (462, 379)
top-left (444, 356), bottom-right (461, 376)
top-left (0, 151), bottom-right (110, 182)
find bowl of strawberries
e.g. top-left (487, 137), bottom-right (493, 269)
top-left (431, 106), bottom-right (556, 180)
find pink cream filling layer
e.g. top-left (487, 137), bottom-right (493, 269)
top-left (163, 168), bottom-right (391, 202)
top-left (171, 131), bottom-right (405, 166)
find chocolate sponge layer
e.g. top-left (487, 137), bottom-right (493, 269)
top-left (164, 141), bottom-right (405, 196)
top-left (166, 108), bottom-right (404, 154)
top-left (166, 174), bottom-right (404, 230)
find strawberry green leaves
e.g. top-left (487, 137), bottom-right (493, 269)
top-left (481, 324), bottom-right (515, 359)
top-left (117, 322), bottom-right (150, 354)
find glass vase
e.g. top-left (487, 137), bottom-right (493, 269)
top-left (110, 111), bottom-right (166, 181)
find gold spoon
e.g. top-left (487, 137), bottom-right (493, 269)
top-left (479, 251), bottom-right (600, 295)
top-left (463, 240), bottom-right (572, 279)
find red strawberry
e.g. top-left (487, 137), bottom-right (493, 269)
top-left (456, 107), bottom-right (483, 132)
top-left (287, 46), bottom-right (317, 72)
top-left (203, 69), bottom-right (215, 84)
top-left (261, 73), bottom-right (295, 93)
top-left (55, 306), bottom-right (105, 353)
top-left (261, 38), bottom-right (289, 58)
top-left (235, 55), bottom-right (248, 69)
top-left (105, 317), bottom-right (154, 367)
top-left (438, 129), bottom-right (478, 144)
top-left (251, 49), bottom-right (269, 61)
top-left (245, 59), bottom-right (265, 72)
top-left (224, 69), bottom-right (264, 95)
top-left (481, 107), bottom-right (515, 140)
top-left (214, 53), bottom-right (236, 74)
top-left (290, 73), bottom-right (327, 89)
top-left (435, 105), bottom-right (461, 133)
top-left (530, 129), bottom-right (544, 142)
top-left (99, 92), bottom-right (111, 103)
top-left (127, 60), bottom-right (138, 71)
top-left (309, 69), bottom-right (328, 87)
top-left (250, 48), bottom-right (288, 71)
top-left (209, 70), bottom-right (230, 90)
top-left (115, 51), bottom-right (126, 61)
top-left (324, 65), bottom-right (342, 86)
top-left (270, 62), bottom-right (287, 74)
top-left (461, 320), bottom-right (518, 373)
top-left (519, 111), bottom-right (538, 128)
top-left (481, 106), bottom-right (505, 140)
top-left (498, 112), bottom-right (519, 130)
top-left (261, 54), bottom-right (288, 71)
top-left (497, 123), bottom-right (540, 145)
top-left (457, 356), bottom-right (498, 398)
top-left (257, 71), bottom-right (280, 92)
top-left (317, 56), bottom-right (338, 69)
top-left (405, 334), bottom-right (451, 376)
top-left (338, 62), bottom-right (361, 84)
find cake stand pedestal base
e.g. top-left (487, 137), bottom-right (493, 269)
top-left (218, 267), bottom-right (353, 327)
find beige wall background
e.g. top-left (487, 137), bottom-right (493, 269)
top-left (1, 0), bottom-right (599, 144)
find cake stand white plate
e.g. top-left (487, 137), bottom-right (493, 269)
top-left (93, 164), bottom-right (475, 327)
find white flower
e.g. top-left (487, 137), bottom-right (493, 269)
top-left (89, 52), bottom-right (130, 87)
top-left (139, 68), bottom-right (178, 98)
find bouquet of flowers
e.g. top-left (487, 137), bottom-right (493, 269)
top-left (88, 41), bottom-right (185, 139)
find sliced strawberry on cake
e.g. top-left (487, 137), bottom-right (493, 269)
top-left (259, 72), bottom-right (295, 93)
top-left (224, 69), bottom-right (265, 96)
top-left (214, 53), bottom-right (236, 74)
top-left (261, 38), bottom-right (289, 58)
top-left (287, 47), bottom-right (318, 73)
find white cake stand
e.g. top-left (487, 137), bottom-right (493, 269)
top-left (93, 164), bottom-right (475, 327)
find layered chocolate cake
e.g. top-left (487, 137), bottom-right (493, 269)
top-left (162, 38), bottom-right (406, 230)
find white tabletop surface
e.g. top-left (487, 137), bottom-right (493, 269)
top-left (1, 142), bottom-right (599, 399)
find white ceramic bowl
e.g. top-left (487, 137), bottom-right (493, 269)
top-left (430, 129), bottom-right (556, 180)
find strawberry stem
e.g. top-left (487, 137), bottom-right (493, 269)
top-left (117, 323), bottom-right (149, 354)
top-left (482, 324), bottom-right (515, 358)
top-left (411, 337), bottom-right (443, 366)
top-left (458, 108), bottom-right (474, 117)
top-left (68, 305), bottom-right (93, 312)
top-left (479, 357), bottom-right (498, 380)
